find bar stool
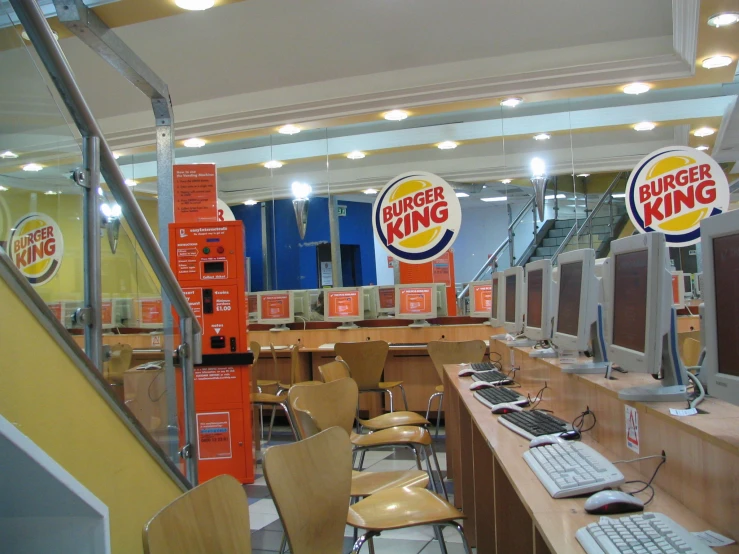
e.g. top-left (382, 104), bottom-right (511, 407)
top-left (426, 340), bottom-right (486, 436)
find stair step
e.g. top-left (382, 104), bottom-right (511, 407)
top-left (542, 237), bottom-right (559, 247)
top-left (553, 219), bottom-right (577, 229)
top-left (536, 246), bottom-right (556, 257)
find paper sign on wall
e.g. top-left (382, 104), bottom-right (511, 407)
top-left (320, 261), bottom-right (333, 287)
top-left (174, 163), bottom-right (218, 223)
top-left (197, 411), bottom-right (232, 460)
top-left (625, 405), bottom-right (640, 453)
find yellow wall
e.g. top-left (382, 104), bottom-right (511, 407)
top-left (0, 277), bottom-right (183, 553)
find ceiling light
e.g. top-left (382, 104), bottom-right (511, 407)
top-left (347, 151), bottom-right (366, 160)
top-left (577, 173), bottom-right (590, 177)
top-left (500, 179), bottom-right (512, 184)
top-left (692, 127), bottom-right (715, 137)
top-left (633, 122), bottom-right (656, 131)
top-left (695, 145), bottom-right (710, 151)
top-left (183, 138), bottom-right (206, 148)
top-left (22, 163), bottom-right (43, 172)
top-left (21, 30), bottom-right (58, 41)
top-left (500, 97), bottom-right (523, 108)
top-left (0, 185), bottom-right (8, 191)
top-left (383, 110), bottom-right (409, 121)
top-left (623, 82), bottom-right (651, 95)
top-left (707, 12), bottom-right (739, 27)
top-left (113, 152), bottom-right (121, 159)
top-left (481, 196), bottom-right (508, 202)
top-left (291, 181), bottom-right (312, 200)
top-left (544, 194), bottom-right (566, 200)
top-left (278, 124), bottom-right (301, 135)
top-left (264, 160), bottom-right (284, 169)
top-left (612, 193), bottom-right (626, 198)
top-left (437, 141), bottom-right (458, 150)
top-left (44, 190), bottom-right (59, 195)
top-left (174, 0), bottom-right (215, 10)
top-left (125, 179), bottom-right (137, 187)
top-left (702, 55), bottom-right (733, 69)
top-left (455, 192), bottom-right (469, 198)
top-left (533, 133), bottom-right (550, 141)
top-left (243, 200), bottom-right (258, 206)
top-left (1, 151), bottom-right (18, 159)
top-left (362, 188), bottom-right (378, 195)
top-left (531, 157), bottom-right (546, 178)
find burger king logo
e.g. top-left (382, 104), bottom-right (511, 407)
top-left (373, 171), bottom-right (461, 264)
top-left (626, 146), bottom-right (729, 246)
top-left (7, 212), bottom-right (64, 286)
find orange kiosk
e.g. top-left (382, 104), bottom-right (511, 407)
top-left (170, 220), bottom-right (254, 484)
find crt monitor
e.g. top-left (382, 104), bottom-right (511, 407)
top-left (101, 299), bottom-right (113, 330)
top-left (468, 282), bottom-right (493, 318)
top-left (524, 259), bottom-right (553, 341)
top-left (325, 287), bottom-right (364, 329)
top-left (376, 286), bottom-right (395, 316)
top-left (698, 209), bottom-right (739, 406)
top-left (112, 298), bottom-right (133, 327)
top-left (396, 284), bottom-right (437, 327)
top-left (362, 286), bottom-right (379, 319)
top-left (435, 283), bottom-right (448, 317)
top-left (670, 270), bottom-right (685, 310)
top-left (293, 290), bottom-right (311, 318)
top-left (605, 232), bottom-right (687, 402)
top-left (490, 272), bottom-right (504, 327)
top-left (683, 273), bottom-right (694, 299)
top-left (257, 291), bottom-right (294, 331)
top-left (247, 294), bottom-right (258, 321)
top-left (502, 266), bottom-right (524, 335)
top-left (136, 297), bottom-right (163, 329)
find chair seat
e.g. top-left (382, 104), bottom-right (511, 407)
top-left (359, 412), bottom-right (430, 431)
top-left (250, 392), bottom-right (285, 405)
top-left (435, 384), bottom-right (444, 393)
top-left (379, 381), bottom-right (403, 390)
top-left (351, 426), bottom-right (431, 448)
top-left (347, 487), bottom-right (465, 531)
top-left (257, 379), bottom-right (279, 388)
top-left (350, 470), bottom-right (428, 497)
top-left (278, 382), bottom-right (292, 391)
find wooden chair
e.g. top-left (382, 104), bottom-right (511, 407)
top-left (249, 341), bottom-right (280, 439)
top-left (104, 343), bottom-right (132, 403)
top-left (335, 341), bottom-right (408, 411)
top-left (143, 475), bottom-right (251, 553)
top-left (264, 427), bottom-right (471, 554)
top-left (426, 340), bottom-right (486, 436)
top-left (682, 337), bottom-right (702, 369)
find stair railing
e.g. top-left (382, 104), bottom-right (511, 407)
top-left (575, 172), bottom-right (626, 249)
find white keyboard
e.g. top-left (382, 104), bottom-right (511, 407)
top-left (576, 513), bottom-right (714, 554)
top-left (523, 441), bottom-right (624, 498)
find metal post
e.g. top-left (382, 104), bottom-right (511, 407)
top-left (553, 177), bottom-right (559, 221)
top-left (261, 202), bottom-right (272, 290)
top-left (532, 202), bottom-right (538, 237)
top-left (81, 136), bottom-right (103, 370)
top-left (608, 197), bottom-right (614, 239)
top-left (507, 204), bottom-right (514, 267)
top-left (179, 317), bottom-right (199, 484)
top-left (328, 195), bottom-right (343, 287)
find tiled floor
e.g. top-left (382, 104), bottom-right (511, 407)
top-left (245, 425), bottom-right (473, 554)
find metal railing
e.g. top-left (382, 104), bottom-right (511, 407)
top-left (9, 0), bottom-right (202, 483)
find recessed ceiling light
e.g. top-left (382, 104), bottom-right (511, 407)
top-left (175, 0), bottom-right (215, 10)
top-left (113, 152), bottom-right (121, 159)
top-left (278, 124), bottom-right (301, 135)
top-left (1, 151), bottom-right (18, 159)
top-left (633, 122), bottom-right (656, 131)
top-left (125, 179), bottom-right (137, 187)
top-left (183, 138), bottom-right (206, 148)
top-left (707, 13), bottom-right (739, 27)
top-left (0, 185), bottom-right (8, 191)
top-left (544, 194), bottom-right (566, 200)
top-left (22, 163), bottom-right (43, 172)
top-left (500, 97), bottom-right (523, 107)
top-left (500, 179), bottom-right (512, 184)
top-left (481, 196), bottom-right (508, 202)
top-left (623, 82), bottom-right (651, 95)
top-left (347, 151), bottom-right (366, 160)
top-left (384, 110), bottom-right (409, 121)
top-left (692, 127), bottom-right (715, 137)
top-left (695, 145), bottom-right (710, 151)
top-left (455, 192), bottom-right (469, 198)
top-left (44, 190), bottom-right (59, 195)
top-left (577, 173), bottom-right (591, 177)
top-left (437, 141), bottom-right (458, 150)
top-left (702, 55), bottom-right (733, 69)
top-left (612, 193), bottom-right (626, 198)
top-left (264, 160), bottom-right (284, 169)
top-left (243, 200), bottom-right (258, 206)
top-left (363, 188), bottom-right (378, 195)
top-left (533, 133), bottom-right (551, 141)
top-left (21, 30), bottom-right (58, 41)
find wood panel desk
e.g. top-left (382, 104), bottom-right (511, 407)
top-left (443, 340), bottom-right (739, 554)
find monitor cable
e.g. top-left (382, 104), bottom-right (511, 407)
top-left (685, 372), bottom-right (705, 410)
top-left (562, 406), bottom-right (596, 440)
top-left (615, 451), bottom-right (667, 506)
top-left (526, 381), bottom-right (549, 411)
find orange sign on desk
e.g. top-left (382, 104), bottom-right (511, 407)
top-left (261, 294), bottom-right (290, 320)
top-left (472, 283), bottom-right (492, 312)
top-left (326, 289), bottom-right (360, 317)
top-left (378, 287), bottom-right (395, 309)
top-left (174, 163), bottom-right (218, 223)
top-left (399, 287), bottom-right (433, 314)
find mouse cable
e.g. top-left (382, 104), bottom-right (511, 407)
top-left (619, 451), bottom-right (667, 506)
top-left (686, 372), bottom-right (705, 411)
top-left (564, 407), bottom-right (596, 440)
top-left (526, 381), bottom-right (549, 411)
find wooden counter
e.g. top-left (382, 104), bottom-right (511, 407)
top-left (443, 340), bottom-right (739, 553)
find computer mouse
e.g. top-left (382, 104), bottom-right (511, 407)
top-left (529, 434), bottom-right (564, 448)
top-left (458, 367), bottom-right (480, 377)
top-left (491, 403), bottom-right (524, 414)
top-left (469, 381), bottom-right (497, 391)
top-left (584, 490), bottom-right (644, 515)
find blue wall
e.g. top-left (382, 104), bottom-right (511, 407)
top-left (231, 203), bottom-right (264, 291)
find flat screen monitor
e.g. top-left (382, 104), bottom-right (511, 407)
top-left (376, 286), bottom-right (396, 315)
top-left (257, 291), bottom-right (294, 330)
top-left (502, 267), bottom-right (524, 334)
top-left (136, 297), bottom-right (163, 329)
top-left (670, 271), bottom-right (685, 309)
top-left (396, 284), bottom-right (437, 327)
top-left (435, 283), bottom-right (448, 317)
top-left (468, 282), bottom-right (493, 317)
top-left (325, 288), bottom-right (364, 328)
top-left (552, 249), bottom-right (597, 353)
top-left (490, 272), bottom-right (504, 327)
top-left (524, 259), bottom-right (553, 341)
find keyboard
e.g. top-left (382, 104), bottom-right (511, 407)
top-left (473, 387), bottom-right (528, 410)
top-left (389, 342), bottom-right (427, 348)
top-left (576, 513), bottom-right (714, 554)
top-left (470, 362), bottom-right (501, 371)
top-left (471, 369), bottom-right (512, 385)
top-left (523, 441), bottom-right (624, 498)
top-left (499, 410), bottom-right (571, 439)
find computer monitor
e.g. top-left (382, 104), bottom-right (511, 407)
top-left (671, 271), bottom-right (685, 310)
top-left (502, 267), bottom-right (524, 335)
top-left (697, 209), bottom-right (739, 406)
top-left (362, 286), bottom-right (379, 319)
top-left (112, 298), bottom-right (133, 327)
top-left (490, 272), bottom-right (504, 328)
top-left (61, 300), bottom-right (83, 328)
top-left (247, 294), bottom-right (258, 322)
top-left (376, 286), bottom-right (395, 317)
top-left (136, 297), bottom-right (163, 329)
top-left (101, 299), bottom-right (114, 330)
top-left (468, 282), bottom-right (493, 318)
top-left (396, 284), bottom-right (437, 327)
top-left (293, 290), bottom-right (311, 319)
top-left (257, 291), bottom-right (294, 331)
top-left (524, 259), bottom-right (553, 342)
top-left (435, 283), bottom-right (448, 317)
top-left (605, 232), bottom-right (687, 402)
top-left (325, 287), bottom-right (364, 329)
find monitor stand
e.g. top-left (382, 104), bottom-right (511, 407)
top-left (408, 319), bottom-right (431, 328)
top-left (270, 324), bottom-right (290, 332)
top-left (490, 332), bottom-right (507, 340)
top-left (337, 322), bottom-right (360, 330)
top-left (618, 308), bottom-right (688, 402)
top-left (561, 305), bottom-right (610, 374)
top-left (507, 335), bottom-right (536, 347)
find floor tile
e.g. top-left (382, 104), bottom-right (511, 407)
top-left (250, 529), bottom-right (285, 551)
top-left (249, 512), bottom-right (280, 530)
top-left (249, 498), bottom-right (278, 514)
top-left (245, 484), bottom-right (272, 499)
top-left (420, 540), bottom-right (472, 553)
top-left (366, 459), bottom-right (420, 472)
top-left (355, 450), bottom-right (394, 467)
top-left (363, 537), bottom-right (431, 553)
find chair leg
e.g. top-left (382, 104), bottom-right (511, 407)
top-left (281, 403), bottom-right (299, 441)
top-left (420, 445), bottom-right (439, 495)
top-left (357, 449), bottom-right (367, 471)
top-left (433, 525), bottom-right (449, 554)
top-left (447, 522), bottom-right (473, 554)
top-left (397, 384), bottom-right (409, 411)
top-left (385, 389), bottom-right (394, 412)
top-left (411, 445), bottom-right (423, 471)
top-left (351, 531), bottom-right (378, 554)
top-left (368, 536), bottom-right (376, 554)
top-left (435, 393), bottom-right (444, 438)
top-left (267, 405), bottom-right (278, 443)
top-left (427, 443), bottom-right (449, 500)
top-left (426, 392), bottom-right (442, 425)
top-left (279, 533), bottom-right (288, 554)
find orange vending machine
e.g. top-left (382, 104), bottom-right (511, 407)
top-left (169, 221), bottom-right (254, 484)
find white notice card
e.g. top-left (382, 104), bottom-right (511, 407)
top-left (693, 530), bottom-right (735, 547)
top-left (625, 405), bottom-right (640, 453)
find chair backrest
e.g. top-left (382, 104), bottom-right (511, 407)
top-left (289, 343), bottom-right (301, 385)
top-left (288, 379), bottom-right (358, 436)
top-left (107, 343), bottom-right (133, 381)
top-left (250, 341), bottom-right (261, 364)
top-left (682, 337), bottom-right (701, 368)
top-left (427, 340), bottom-right (487, 381)
top-left (318, 358), bottom-right (351, 383)
top-left (264, 427), bottom-right (352, 554)
top-left (334, 341), bottom-right (389, 389)
top-left (143, 475), bottom-right (252, 554)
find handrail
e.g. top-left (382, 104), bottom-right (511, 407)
top-left (576, 172), bottom-right (625, 237)
top-left (510, 195), bottom-right (536, 230)
top-left (550, 222), bottom-right (578, 265)
top-left (9, 0), bottom-right (200, 337)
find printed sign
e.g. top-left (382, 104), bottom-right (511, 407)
top-left (373, 171), bottom-right (461, 264)
top-left (387, 256), bottom-right (394, 269)
top-left (196, 412), bottom-right (232, 460)
top-left (326, 289), bottom-right (360, 317)
top-left (320, 261), bottom-right (333, 287)
top-left (247, 294), bottom-right (257, 314)
top-left (47, 302), bottom-right (63, 322)
top-left (671, 274), bottom-right (680, 306)
top-left (625, 405), bottom-right (640, 453)
top-left (139, 298), bottom-right (163, 326)
top-left (174, 163), bottom-right (218, 223)
top-left (472, 284), bottom-right (492, 312)
top-left (217, 199), bottom-right (235, 222)
top-left (261, 293), bottom-right (290, 320)
top-left (378, 287), bottom-right (395, 309)
top-left (398, 287), bottom-right (433, 314)
top-left (7, 212), bottom-right (64, 286)
top-left (626, 146), bottom-right (729, 246)
top-left (432, 250), bottom-right (453, 286)
top-left (101, 300), bottom-right (113, 326)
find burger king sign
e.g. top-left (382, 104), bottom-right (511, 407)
top-left (373, 172), bottom-right (461, 264)
top-left (626, 146), bottom-right (729, 246)
top-left (7, 212), bottom-right (64, 286)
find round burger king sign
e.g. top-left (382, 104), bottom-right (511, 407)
top-left (373, 172), bottom-right (461, 264)
top-left (7, 212), bottom-right (64, 286)
top-left (626, 146), bottom-right (729, 246)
